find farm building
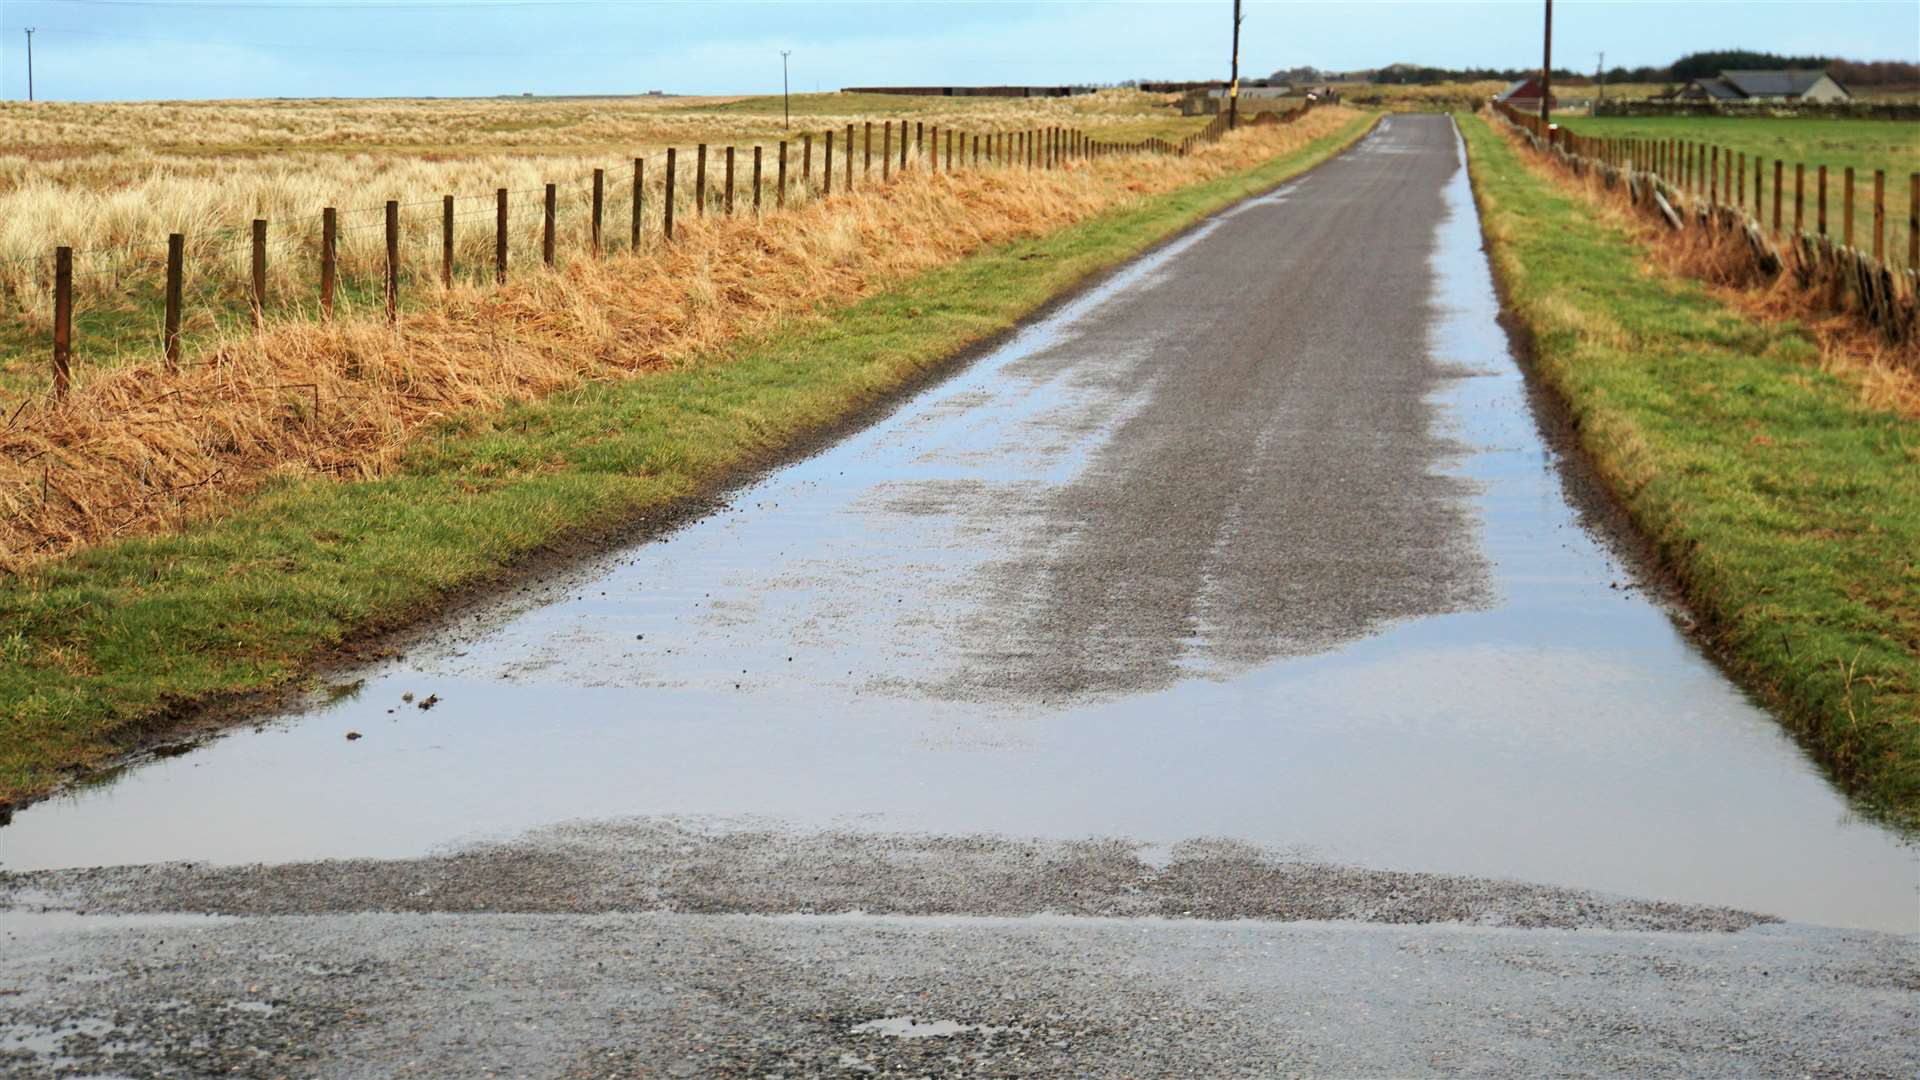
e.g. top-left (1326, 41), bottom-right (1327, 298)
top-left (1493, 75), bottom-right (1557, 113)
top-left (1677, 69), bottom-right (1850, 103)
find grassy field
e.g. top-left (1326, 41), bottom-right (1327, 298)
top-left (1559, 113), bottom-right (1920, 261)
top-left (1460, 111), bottom-right (1920, 828)
top-left (0, 89), bottom-right (1198, 395)
top-left (0, 110), bottom-right (1377, 808)
top-left (1559, 114), bottom-right (1920, 183)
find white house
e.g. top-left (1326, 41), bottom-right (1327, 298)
top-left (1679, 70), bottom-right (1851, 104)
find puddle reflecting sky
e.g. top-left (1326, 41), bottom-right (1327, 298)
top-left (4, 120), bottom-right (1913, 932)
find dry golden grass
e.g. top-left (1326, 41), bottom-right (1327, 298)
top-left (0, 106), bottom-right (1356, 570)
top-left (0, 90), bottom-right (1197, 319)
top-left (1485, 111), bottom-right (1920, 418)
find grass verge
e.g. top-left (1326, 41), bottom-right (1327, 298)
top-left (1459, 111), bottom-right (1920, 828)
top-left (0, 112), bottom-right (1378, 808)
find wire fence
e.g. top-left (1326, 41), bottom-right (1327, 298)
top-left (1491, 101), bottom-right (1919, 346)
top-left (10, 113), bottom-right (1257, 403)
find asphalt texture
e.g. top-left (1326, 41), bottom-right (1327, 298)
top-left (3, 115), bottom-right (1915, 1078)
top-left (953, 113), bottom-right (1485, 699)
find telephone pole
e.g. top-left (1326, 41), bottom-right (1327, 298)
top-left (1596, 51), bottom-right (1605, 104)
top-left (780, 50), bottom-right (791, 130)
top-left (1227, 0), bottom-right (1243, 131)
top-left (1538, 0), bottom-right (1552, 124)
top-left (24, 28), bottom-right (34, 102)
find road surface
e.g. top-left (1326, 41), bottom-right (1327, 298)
top-left (2, 114), bottom-right (1915, 1078)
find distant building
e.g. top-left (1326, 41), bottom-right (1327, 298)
top-left (1678, 69), bottom-right (1850, 104)
top-left (1493, 75), bottom-right (1557, 113)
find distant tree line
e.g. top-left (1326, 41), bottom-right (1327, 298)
top-left (1270, 51), bottom-right (1920, 88)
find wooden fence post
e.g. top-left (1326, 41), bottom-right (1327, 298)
top-left (753, 145), bottom-right (763, 212)
top-left (384, 200), bottom-right (399, 325)
top-left (632, 157), bottom-right (644, 250)
top-left (695, 144), bottom-right (707, 216)
top-left (865, 121), bottom-right (873, 179)
top-left (1817, 165), bottom-right (1827, 237)
top-left (1843, 166), bottom-right (1854, 247)
top-left (591, 168), bottom-right (604, 254)
top-left (1771, 161), bottom-right (1781, 236)
top-left (882, 121), bottom-right (891, 182)
top-left (1735, 153), bottom-right (1744, 209)
top-left (494, 189), bottom-right (508, 283)
top-left (322, 206), bottom-right (338, 316)
top-left (1910, 173), bottom-right (1919, 270)
top-left (665, 149), bottom-right (677, 240)
top-left (52, 246), bottom-right (72, 400)
top-left (776, 141), bottom-right (787, 208)
top-left (845, 124), bottom-right (854, 190)
top-left (442, 195), bottom-right (455, 286)
top-left (802, 133), bottom-right (812, 188)
top-left (915, 120), bottom-right (923, 163)
top-left (250, 218), bottom-right (267, 330)
top-left (542, 183), bottom-right (557, 266)
top-left (724, 146), bottom-right (736, 215)
top-left (164, 232), bottom-right (183, 370)
top-left (1872, 170), bottom-right (1884, 261)
top-left (1794, 163), bottom-right (1804, 234)
top-left (899, 120), bottom-right (907, 172)
top-left (824, 130), bottom-right (834, 195)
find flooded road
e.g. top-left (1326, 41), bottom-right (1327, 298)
top-left (3, 115), bottom-right (1913, 935)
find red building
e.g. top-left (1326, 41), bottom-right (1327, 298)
top-left (1494, 75), bottom-right (1558, 113)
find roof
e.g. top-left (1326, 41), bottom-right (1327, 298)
top-left (1691, 77), bottom-right (1743, 101)
top-left (1495, 76), bottom-right (1547, 101)
top-left (1720, 70), bottom-right (1832, 98)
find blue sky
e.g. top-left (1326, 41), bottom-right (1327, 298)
top-left (0, 0), bottom-right (1913, 101)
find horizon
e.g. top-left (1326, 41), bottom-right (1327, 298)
top-left (0, 0), bottom-right (1912, 103)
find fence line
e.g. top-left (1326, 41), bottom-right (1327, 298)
top-left (1490, 101), bottom-right (1918, 346)
top-left (13, 113), bottom-right (1285, 403)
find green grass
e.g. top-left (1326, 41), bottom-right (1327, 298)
top-left (1558, 114), bottom-right (1920, 178)
top-left (0, 112), bottom-right (1380, 807)
top-left (1558, 114), bottom-right (1920, 259)
top-left (1460, 112), bottom-right (1920, 828)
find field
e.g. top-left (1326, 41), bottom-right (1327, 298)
top-left (1558, 113), bottom-right (1920, 261)
top-left (1558, 114), bottom-right (1920, 186)
top-left (0, 90), bottom-right (1206, 397)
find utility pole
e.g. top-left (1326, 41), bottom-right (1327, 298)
top-left (1538, 0), bottom-right (1552, 124)
top-left (1596, 51), bottom-right (1605, 104)
top-left (780, 50), bottom-right (791, 130)
top-left (1227, 0), bottom-right (1243, 131)
top-left (24, 28), bottom-right (35, 102)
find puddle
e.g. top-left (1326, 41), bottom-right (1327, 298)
top-left (1, 117), bottom-right (1912, 933)
top-left (0, 910), bottom-right (234, 939)
top-left (850, 1016), bottom-right (1018, 1039)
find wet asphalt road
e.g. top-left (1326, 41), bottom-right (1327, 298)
top-left (3, 115), bottom-right (1916, 1077)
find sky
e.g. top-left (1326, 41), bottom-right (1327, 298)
top-left (0, 0), bottom-right (1913, 102)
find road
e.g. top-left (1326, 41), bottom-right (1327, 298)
top-left (2, 114), bottom-right (1915, 1078)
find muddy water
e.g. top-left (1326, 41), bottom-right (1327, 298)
top-left (4, 119), bottom-right (1913, 931)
